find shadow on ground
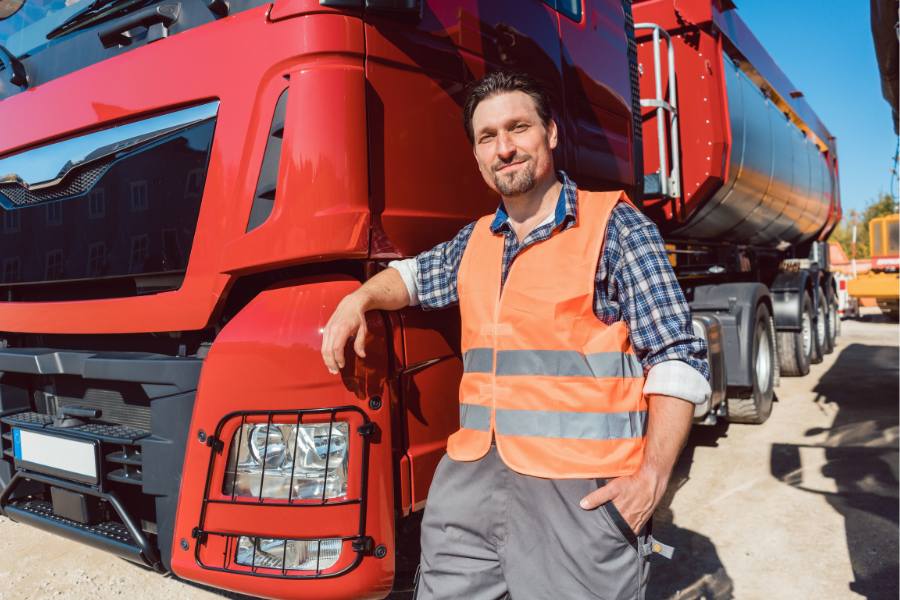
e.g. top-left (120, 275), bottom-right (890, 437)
top-left (770, 342), bottom-right (899, 600)
top-left (645, 421), bottom-right (735, 600)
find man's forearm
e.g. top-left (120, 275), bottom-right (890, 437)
top-left (356, 266), bottom-right (412, 311)
top-left (638, 394), bottom-right (694, 488)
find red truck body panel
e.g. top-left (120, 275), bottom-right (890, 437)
top-left (171, 277), bottom-right (395, 599)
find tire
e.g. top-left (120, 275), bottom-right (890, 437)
top-left (727, 303), bottom-right (776, 424)
top-left (827, 297), bottom-right (839, 348)
top-left (778, 292), bottom-right (813, 377)
top-left (810, 290), bottom-right (827, 364)
top-left (820, 290), bottom-right (835, 355)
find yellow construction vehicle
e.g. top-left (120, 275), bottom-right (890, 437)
top-left (848, 213), bottom-right (900, 320)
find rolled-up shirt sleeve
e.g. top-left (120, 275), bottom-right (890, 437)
top-left (387, 258), bottom-right (420, 307)
top-left (600, 203), bottom-right (711, 405)
top-left (388, 220), bottom-right (476, 310)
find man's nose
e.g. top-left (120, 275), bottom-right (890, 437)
top-left (496, 131), bottom-right (517, 161)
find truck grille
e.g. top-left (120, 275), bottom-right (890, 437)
top-left (53, 383), bottom-right (151, 432)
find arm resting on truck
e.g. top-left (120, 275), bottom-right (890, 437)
top-left (320, 267), bottom-right (410, 374)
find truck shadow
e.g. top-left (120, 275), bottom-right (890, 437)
top-left (769, 342), bottom-right (899, 600)
top-left (645, 421), bottom-right (736, 599)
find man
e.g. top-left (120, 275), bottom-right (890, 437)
top-left (321, 71), bottom-right (710, 599)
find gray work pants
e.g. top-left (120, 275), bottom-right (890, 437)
top-left (415, 447), bottom-right (653, 600)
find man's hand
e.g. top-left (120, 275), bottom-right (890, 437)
top-left (319, 267), bottom-right (412, 374)
top-left (579, 393), bottom-right (694, 533)
top-left (321, 291), bottom-right (369, 374)
top-left (579, 467), bottom-right (665, 534)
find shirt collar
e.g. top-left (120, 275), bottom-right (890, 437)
top-left (489, 170), bottom-right (578, 234)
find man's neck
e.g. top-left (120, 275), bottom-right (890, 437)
top-left (502, 174), bottom-right (563, 242)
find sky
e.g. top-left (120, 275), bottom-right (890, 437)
top-left (737, 0), bottom-right (898, 217)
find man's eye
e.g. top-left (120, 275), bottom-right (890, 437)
top-left (479, 135), bottom-right (495, 143)
top-left (513, 123), bottom-right (529, 132)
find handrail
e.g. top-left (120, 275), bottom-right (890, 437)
top-left (635, 23), bottom-right (682, 199)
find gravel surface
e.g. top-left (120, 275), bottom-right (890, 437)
top-left (0, 309), bottom-right (896, 600)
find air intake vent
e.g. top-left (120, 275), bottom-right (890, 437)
top-left (246, 90), bottom-right (288, 232)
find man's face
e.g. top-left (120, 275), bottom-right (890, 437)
top-left (471, 90), bottom-right (558, 197)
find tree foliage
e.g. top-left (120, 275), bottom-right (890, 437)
top-left (830, 193), bottom-right (898, 258)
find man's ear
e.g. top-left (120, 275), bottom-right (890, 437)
top-left (547, 118), bottom-right (559, 150)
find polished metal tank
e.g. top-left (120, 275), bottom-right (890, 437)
top-left (673, 55), bottom-right (835, 247)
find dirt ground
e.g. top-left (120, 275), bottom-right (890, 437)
top-left (0, 309), bottom-right (897, 600)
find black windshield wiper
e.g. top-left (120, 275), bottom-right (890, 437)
top-left (46, 0), bottom-right (151, 40)
top-left (0, 43), bottom-right (27, 88)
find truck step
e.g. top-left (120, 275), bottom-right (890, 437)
top-left (1, 411), bottom-right (149, 444)
top-left (4, 499), bottom-right (145, 563)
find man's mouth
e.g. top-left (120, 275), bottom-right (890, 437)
top-left (495, 159), bottom-right (528, 173)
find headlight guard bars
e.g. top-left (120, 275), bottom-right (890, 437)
top-left (192, 406), bottom-right (376, 579)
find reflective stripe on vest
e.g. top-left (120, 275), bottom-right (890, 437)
top-left (447, 189), bottom-right (648, 479)
top-left (459, 403), bottom-right (647, 439)
top-left (463, 348), bottom-right (644, 378)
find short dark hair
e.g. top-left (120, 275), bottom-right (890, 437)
top-left (462, 71), bottom-right (553, 144)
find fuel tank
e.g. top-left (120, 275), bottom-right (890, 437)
top-left (672, 54), bottom-right (836, 246)
top-left (634, 0), bottom-right (840, 249)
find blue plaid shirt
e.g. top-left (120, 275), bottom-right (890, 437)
top-left (390, 172), bottom-right (710, 400)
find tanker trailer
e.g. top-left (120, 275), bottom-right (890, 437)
top-left (632, 0), bottom-right (842, 424)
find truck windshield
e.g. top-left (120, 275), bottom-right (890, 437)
top-left (0, 0), bottom-right (92, 57)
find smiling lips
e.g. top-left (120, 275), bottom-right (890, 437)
top-left (495, 159), bottom-right (528, 173)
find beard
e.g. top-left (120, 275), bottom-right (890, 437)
top-left (491, 154), bottom-right (536, 196)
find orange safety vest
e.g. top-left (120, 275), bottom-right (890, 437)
top-left (447, 189), bottom-right (647, 479)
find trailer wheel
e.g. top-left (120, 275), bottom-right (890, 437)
top-left (827, 297), bottom-right (839, 347)
top-left (810, 291), bottom-right (827, 364)
top-left (727, 303), bottom-right (775, 424)
top-left (778, 292), bottom-right (813, 377)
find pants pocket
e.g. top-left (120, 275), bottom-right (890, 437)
top-left (594, 478), bottom-right (647, 552)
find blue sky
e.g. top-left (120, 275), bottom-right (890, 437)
top-left (738, 1), bottom-right (897, 216)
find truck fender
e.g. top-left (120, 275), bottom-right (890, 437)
top-left (686, 282), bottom-right (771, 392)
top-left (770, 270), bottom-right (814, 332)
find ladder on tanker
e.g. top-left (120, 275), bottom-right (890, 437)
top-left (635, 22), bottom-right (682, 200)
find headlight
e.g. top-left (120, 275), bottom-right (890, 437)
top-left (235, 536), bottom-right (342, 571)
top-left (249, 424), bottom-right (287, 468)
top-left (223, 421), bottom-right (349, 500)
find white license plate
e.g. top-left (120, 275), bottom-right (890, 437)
top-left (12, 429), bottom-right (99, 484)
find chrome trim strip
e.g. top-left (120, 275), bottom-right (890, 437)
top-left (0, 101), bottom-right (219, 192)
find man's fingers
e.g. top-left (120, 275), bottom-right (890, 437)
top-left (320, 304), bottom-right (368, 374)
top-left (321, 324), bottom-right (338, 374)
top-left (353, 321), bottom-right (367, 358)
top-left (579, 483), bottom-right (614, 510)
